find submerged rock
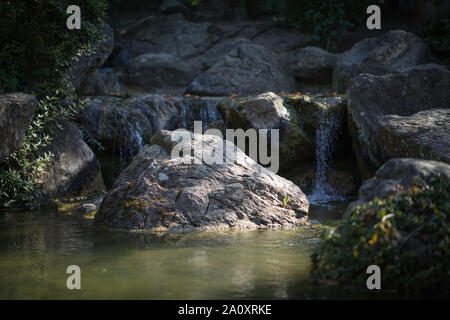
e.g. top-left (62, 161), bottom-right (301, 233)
top-left (95, 130), bottom-right (309, 232)
top-left (346, 64), bottom-right (450, 176)
top-left (0, 93), bottom-right (36, 161)
top-left (185, 43), bottom-right (295, 96)
top-left (38, 121), bottom-right (105, 199)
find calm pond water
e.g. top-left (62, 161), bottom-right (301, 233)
top-left (0, 202), bottom-right (385, 299)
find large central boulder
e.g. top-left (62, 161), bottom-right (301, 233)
top-left (185, 43), bottom-right (296, 96)
top-left (95, 130), bottom-right (309, 232)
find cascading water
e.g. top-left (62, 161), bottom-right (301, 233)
top-left (176, 97), bottom-right (222, 131)
top-left (119, 121), bottom-right (144, 170)
top-left (308, 103), bottom-right (345, 205)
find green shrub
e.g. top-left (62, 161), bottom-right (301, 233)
top-left (261, 0), bottom-right (380, 51)
top-left (0, 0), bottom-right (107, 93)
top-left (311, 176), bottom-right (450, 297)
top-left (0, 0), bottom-right (107, 207)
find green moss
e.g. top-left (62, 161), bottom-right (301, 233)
top-left (217, 97), bottom-right (252, 130)
top-left (122, 196), bottom-right (148, 213)
top-left (175, 187), bottom-right (184, 202)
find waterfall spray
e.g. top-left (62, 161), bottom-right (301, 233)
top-left (308, 103), bottom-right (345, 205)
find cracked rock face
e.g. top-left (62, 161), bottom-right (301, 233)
top-left (95, 130), bottom-right (309, 232)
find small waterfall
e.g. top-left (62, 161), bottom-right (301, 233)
top-left (179, 103), bottom-right (187, 129)
top-left (176, 97), bottom-right (222, 131)
top-left (308, 103), bottom-right (345, 205)
top-left (119, 121), bottom-right (144, 170)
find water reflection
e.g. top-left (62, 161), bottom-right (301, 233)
top-left (0, 207), bottom-right (381, 299)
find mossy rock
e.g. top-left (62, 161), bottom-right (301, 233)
top-left (217, 97), bottom-right (252, 130)
top-left (279, 118), bottom-right (315, 169)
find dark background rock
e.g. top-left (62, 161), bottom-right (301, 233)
top-left (333, 30), bottom-right (435, 93)
top-left (0, 93), bottom-right (36, 161)
top-left (185, 43), bottom-right (295, 96)
top-left (378, 108), bottom-right (450, 164)
top-left (346, 64), bottom-right (450, 177)
top-left (68, 24), bottom-right (114, 91)
top-left (38, 121), bottom-right (105, 199)
top-left (125, 53), bottom-right (195, 93)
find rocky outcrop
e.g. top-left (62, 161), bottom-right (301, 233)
top-left (78, 70), bottom-right (108, 96)
top-left (125, 53), bottom-right (195, 93)
top-left (39, 121), bottom-right (105, 199)
top-left (185, 43), bottom-right (296, 96)
top-left (378, 109), bottom-right (450, 164)
top-left (346, 64), bottom-right (450, 176)
top-left (115, 13), bottom-right (222, 66)
top-left (218, 93), bottom-right (346, 170)
top-left (0, 93), bottom-right (36, 161)
top-left (68, 24), bottom-right (114, 91)
top-left (333, 30), bottom-right (434, 92)
top-left (95, 130), bottom-right (309, 232)
top-left (292, 30), bottom-right (435, 93)
top-left (218, 92), bottom-right (289, 130)
top-left (346, 158), bottom-right (450, 214)
top-left (293, 47), bottom-right (336, 85)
